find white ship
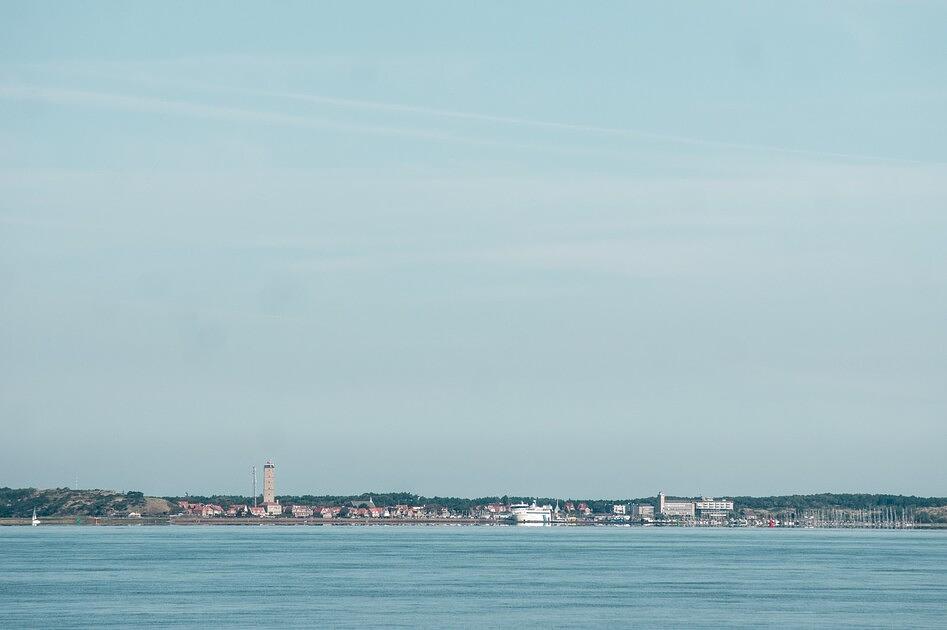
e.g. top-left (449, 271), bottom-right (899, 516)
top-left (510, 501), bottom-right (553, 525)
top-left (31, 508), bottom-right (40, 527)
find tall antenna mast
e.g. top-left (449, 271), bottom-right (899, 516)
top-left (251, 465), bottom-right (257, 508)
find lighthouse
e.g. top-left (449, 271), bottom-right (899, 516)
top-left (263, 460), bottom-right (276, 504)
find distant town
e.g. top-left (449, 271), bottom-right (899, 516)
top-left (3, 460), bottom-right (946, 528)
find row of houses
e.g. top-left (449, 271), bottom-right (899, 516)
top-left (175, 494), bottom-right (734, 521)
top-left (176, 500), bottom-right (450, 519)
top-left (564, 502), bottom-right (594, 515)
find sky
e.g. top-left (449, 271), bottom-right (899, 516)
top-left (1, 1), bottom-right (946, 498)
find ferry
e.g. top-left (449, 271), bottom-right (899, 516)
top-left (510, 501), bottom-right (553, 526)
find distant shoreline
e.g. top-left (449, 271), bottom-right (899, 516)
top-left (4, 517), bottom-right (946, 529)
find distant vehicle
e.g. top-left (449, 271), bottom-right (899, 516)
top-left (32, 508), bottom-right (40, 527)
top-left (511, 502), bottom-right (553, 526)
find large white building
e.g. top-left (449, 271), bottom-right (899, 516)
top-left (658, 492), bottom-right (695, 518)
top-left (695, 497), bottom-right (734, 518)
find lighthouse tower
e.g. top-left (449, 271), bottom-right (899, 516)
top-left (263, 460), bottom-right (276, 504)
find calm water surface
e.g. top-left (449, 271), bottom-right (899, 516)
top-left (1, 526), bottom-right (945, 628)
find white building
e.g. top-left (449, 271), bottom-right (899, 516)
top-left (263, 501), bottom-right (283, 516)
top-left (612, 504), bottom-right (627, 515)
top-left (695, 497), bottom-right (734, 518)
top-left (631, 504), bottom-right (655, 520)
top-left (290, 505), bottom-right (313, 518)
top-left (658, 492), bottom-right (695, 517)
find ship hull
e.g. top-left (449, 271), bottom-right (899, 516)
top-left (511, 506), bottom-right (553, 525)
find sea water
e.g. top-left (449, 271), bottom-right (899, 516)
top-left (1, 526), bottom-right (945, 628)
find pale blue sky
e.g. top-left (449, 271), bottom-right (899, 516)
top-left (2, 2), bottom-right (946, 497)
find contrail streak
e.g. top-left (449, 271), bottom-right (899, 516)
top-left (1, 83), bottom-right (939, 165)
top-left (264, 89), bottom-right (938, 165)
top-left (0, 84), bottom-right (550, 151)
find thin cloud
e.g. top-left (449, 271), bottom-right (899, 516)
top-left (266, 89), bottom-right (939, 165)
top-left (4, 80), bottom-right (936, 165)
top-left (0, 84), bottom-right (544, 150)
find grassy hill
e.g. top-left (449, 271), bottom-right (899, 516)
top-left (0, 487), bottom-right (173, 518)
